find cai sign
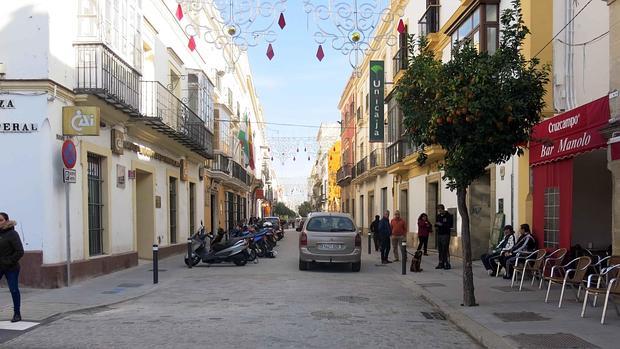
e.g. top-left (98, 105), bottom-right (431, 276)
top-left (369, 60), bottom-right (384, 142)
top-left (530, 95), bottom-right (610, 165)
top-left (62, 106), bottom-right (100, 136)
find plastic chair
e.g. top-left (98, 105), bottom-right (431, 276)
top-left (544, 256), bottom-right (592, 308)
top-left (538, 248), bottom-right (568, 289)
top-left (581, 265), bottom-right (620, 324)
top-left (511, 249), bottom-right (546, 291)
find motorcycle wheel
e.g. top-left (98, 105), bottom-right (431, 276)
top-left (247, 248), bottom-right (257, 261)
top-left (184, 254), bottom-right (200, 267)
top-left (233, 256), bottom-right (247, 266)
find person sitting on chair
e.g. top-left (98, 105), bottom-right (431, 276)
top-left (500, 224), bottom-right (536, 279)
top-left (481, 225), bottom-right (516, 276)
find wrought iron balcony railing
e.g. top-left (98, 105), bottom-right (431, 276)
top-left (419, 4), bottom-right (441, 37)
top-left (336, 164), bottom-right (353, 184)
top-left (232, 161), bottom-right (250, 186)
top-left (386, 139), bottom-right (416, 167)
top-left (369, 148), bottom-right (385, 169)
top-left (209, 153), bottom-right (231, 174)
top-left (141, 81), bottom-right (213, 159)
top-left (75, 43), bottom-right (141, 115)
top-left (356, 157), bottom-right (368, 176)
top-left (393, 48), bottom-right (408, 77)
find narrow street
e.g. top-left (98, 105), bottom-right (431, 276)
top-left (2, 230), bottom-right (480, 349)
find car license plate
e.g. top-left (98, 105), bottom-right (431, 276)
top-left (319, 243), bottom-right (342, 250)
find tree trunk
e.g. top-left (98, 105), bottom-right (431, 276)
top-left (457, 186), bottom-right (477, 306)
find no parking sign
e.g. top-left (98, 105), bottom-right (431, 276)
top-left (62, 140), bottom-right (77, 169)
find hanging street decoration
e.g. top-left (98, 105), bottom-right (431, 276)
top-left (175, 0), bottom-right (287, 70)
top-left (267, 136), bottom-right (321, 165)
top-left (303, 0), bottom-right (405, 71)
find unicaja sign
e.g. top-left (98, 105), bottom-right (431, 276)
top-left (62, 106), bottom-right (100, 136)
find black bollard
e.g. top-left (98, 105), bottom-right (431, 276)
top-left (153, 244), bottom-right (159, 284)
top-left (401, 241), bottom-right (407, 275)
top-left (187, 237), bottom-right (193, 269)
top-left (367, 232), bottom-right (372, 255)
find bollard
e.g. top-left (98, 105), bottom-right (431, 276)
top-left (153, 244), bottom-right (159, 284)
top-left (401, 241), bottom-right (407, 275)
top-left (187, 237), bottom-right (193, 269)
top-left (367, 232), bottom-right (372, 255)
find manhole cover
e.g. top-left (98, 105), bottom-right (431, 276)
top-left (311, 311), bottom-right (352, 320)
top-left (417, 283), bottom-right (446, 288)
top-left (493, 312), bottom-right (549, 322)
top-left (335, 296), bottom-right (370, 304)
top-left (117, 283), bottom-right (143, 288)
top-left (421, 312), bottom-right (446, 320)
top-left (506, 333), bottom-right (599, 348)
top-left (491, 286), bottom-right (531, 292)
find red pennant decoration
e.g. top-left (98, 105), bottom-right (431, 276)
top-left (397, 19), bottom-right (406, 34)
top-left (188, 36), bottom-right (196, 51)
top-left (307, 156), bottom-right (310, 161)
top-left (278, 13), bottom-right (286, 30)
top-left (176, 4), bottom-right (184, 20)
top-left (293, 156), bottom-right (296, 161)
top-left (316, 45), bottom-right (325, 61)
top-left (266, 44), bottom-right (275, 60)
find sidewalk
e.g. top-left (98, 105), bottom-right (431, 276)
top-left (387, 249), bottom-right (619, 349)
top-left (0, 255), bottom-right (187, 323)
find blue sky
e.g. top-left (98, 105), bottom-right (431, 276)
top-left (246, 4), bottom-right (352, 187)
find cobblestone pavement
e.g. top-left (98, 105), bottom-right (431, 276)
top-left (1, 230), bottom-right (481, 349)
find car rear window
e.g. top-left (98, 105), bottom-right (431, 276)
top-left (265, 218), bottom-right (279, 225)
top-left (306, 216), bottom-right (355, 232)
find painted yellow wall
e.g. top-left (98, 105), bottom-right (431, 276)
top-left (328, 140), bottom-right (342, 211)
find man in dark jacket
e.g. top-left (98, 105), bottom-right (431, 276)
top-left (0, 212), bottom-right (24, 322)
top-left (435, 205), bottom-right (453, 270)
top-left (377, 211), bottom-right (392, 264)
top-left (370, 215), bottom-right (380, 252)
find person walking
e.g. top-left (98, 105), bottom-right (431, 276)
top-left (370, 215), bottom-right (380, 252)
top-left (0, 212), bottom-right (24, 323)
top-left (378, 211), bottom-right (392, 264)
top-left (435, 205), bottom-right (453, 270)
top-left (390, 210), bottom-right (407, 262)
top-left (416, 213), bottom-right (432, 256)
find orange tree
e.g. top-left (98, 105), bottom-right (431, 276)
top-left (395, 0), bottom-right (548, 306)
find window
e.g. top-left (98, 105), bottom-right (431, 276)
top-left (88, 153), bottom-right (105, 256)
top-left (450, 3), bottom-right (499, 54)
top-left (189, 182), bottom-right (196, 236)
top-left (387, 98), bottom-right (402, 144)
top-left (226, 192), bottom-right (235, 230)
top-left (544, 187), bottom-right (560, 248)
top-left (306, 216), bottom-right (356, 232)
top-left (381, 187), bottom-right (388, 214)
top-left (169, 177), bottom-right (177, 243)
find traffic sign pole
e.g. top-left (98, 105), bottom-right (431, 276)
top-left (61, 139), bottom-right (76, 286)
top-left (65, 182), bottom-right (71, 287)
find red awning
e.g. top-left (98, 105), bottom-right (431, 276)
top-left (530, 96), bottom-right (610, 166)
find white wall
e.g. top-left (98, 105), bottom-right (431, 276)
top-left (409, 176), bottom-right (427, 233)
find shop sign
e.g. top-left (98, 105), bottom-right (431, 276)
top-left (116, 164), bottom-right (126, 189)
top-left (255, 189), bottom-right (264, 200)
top-left (0, 99), bottom-right (15, 109)
top-left (111, 129), bottom-right (124, 155)
top-left (128, 170), bottom-right (136, 180)
top-left (530, 96), bottom-right (610, 165)
top-left (62, 106), bottom-right (100, 136)
top-left (180, 159), bottom-right (189, 181)
top-left (1, 122), bottom-right (38, 133)
top-left (369, 60), bottom-right (384, 142)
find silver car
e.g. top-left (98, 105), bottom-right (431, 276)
top-left (297, 213), bottom-right (361, 272)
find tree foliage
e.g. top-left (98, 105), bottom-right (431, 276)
top-left (396, 0), bottom-right (549, 190)
top-left (297, 201), bottom-right (313, 218)
top-left (273, 202), bottom-right (296, 218)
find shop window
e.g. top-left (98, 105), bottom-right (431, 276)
top-left (169, 177), bottom-right (177, 243)
top-left (88, 153), bottom-right (105, 256)
top-left (544, 187), bottom-right (560, 248)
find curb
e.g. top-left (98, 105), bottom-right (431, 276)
top-left (396, 276), bottom-right (516, 349)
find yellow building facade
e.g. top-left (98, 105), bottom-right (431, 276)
top-left (327, 141), bottom-right (342, 212)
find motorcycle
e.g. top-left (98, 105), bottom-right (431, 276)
top-left (185, 227), bottom-right (250, 267)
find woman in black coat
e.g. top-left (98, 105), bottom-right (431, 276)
top-left (0, 212), bottom-right (24, 322)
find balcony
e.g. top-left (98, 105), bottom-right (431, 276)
top-left (140, 81), bottom-right (213, 159)
top-left (356, 157), bottom-right (368, 177)
top-left (392, 48), bottom-right (408, 77)
top-left (386, 139), bottom-right (416, 167)
top-left (369, 148), bottom-right (385, 169)
top-left (209, 153), bottom-right (231, 174)
top-left (232, 161), bottom-right (250, 186)
top-left (419, 4), bottom-right (440, 37)
top-left (75, 43), bottom-right (141, 116)
top-left (336, 164), bottom-right (353, 186)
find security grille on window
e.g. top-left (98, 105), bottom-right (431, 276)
top-left (544, 187), bottom-right (560, 248)
top-left (88, 153), bottom-right (104, 256)
top-left (169, 177), bottom-right (177, 244)
top-left (189, 183), bottom-right (196, 236)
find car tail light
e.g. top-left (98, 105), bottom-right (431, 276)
top-left (300, 232), bottom-right (308, 246)
top-left (355, 234), bottom-right (361, 247)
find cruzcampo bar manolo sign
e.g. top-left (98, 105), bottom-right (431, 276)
top-left (369, 60), bottom-right (384, 142)
top-left (62, 106), bottom-right (100, 136)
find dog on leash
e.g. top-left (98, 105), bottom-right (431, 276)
top-left (410, 250), bottom-right (423, 272)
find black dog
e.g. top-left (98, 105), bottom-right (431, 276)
top-left (410, 250), bottom-right (423, 272)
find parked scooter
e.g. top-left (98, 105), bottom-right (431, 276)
top-left (185, 226), bottom-right (249, 267)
